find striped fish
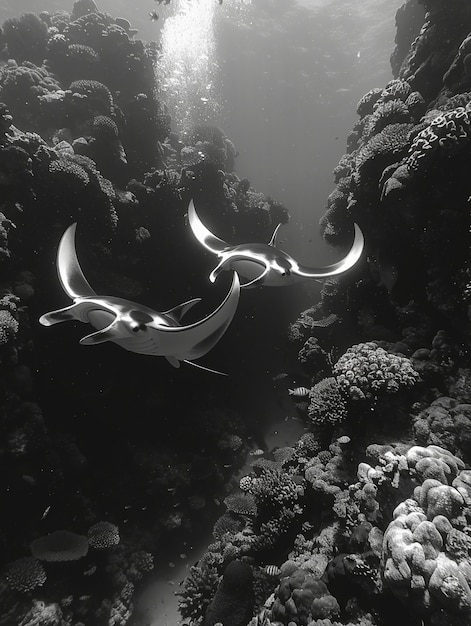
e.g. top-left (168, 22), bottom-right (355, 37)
top-left (288, 386), bottom-right (310, 397)
top-left (264, 565), bottom-right (281, 577)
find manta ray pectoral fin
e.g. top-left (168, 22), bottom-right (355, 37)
top-left (188, 199), bottom-right (229, 254)
top-left (292, 223), bottom-right (364, 278)
top-left (155, 272), bottom-right (240, 361)
top-left (79, 321), bottom-right (121, 345)
top-left (268, 223), bottom-right (282, 247)
top-left (163, 298), bottom-right (202, 322)
top-left (183, 359), bottom-right (227, 376)
top-left (39, 302), bottom-right (91, 326)
top-left (166, 356), bottom-right (181, 368)
top-left (57, 223), bottom-right (97, 299)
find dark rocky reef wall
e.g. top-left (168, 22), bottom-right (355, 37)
top-left (0, 2), bottom-right (291, 625)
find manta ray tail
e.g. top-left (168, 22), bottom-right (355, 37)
top-left (183, 359), bottom-right (228, 376)
top-left (57, 223), bottom-right (97, 299)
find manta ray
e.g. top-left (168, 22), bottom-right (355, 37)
top-left (39, 223), bottom-right (240, 375)
top-left (188, 199), bottom-right (364, 288)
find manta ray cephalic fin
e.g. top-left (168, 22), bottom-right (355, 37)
top-left (79, 321), bottom-right (122, 345)
top-left (163, 298), bottom-right (202, 323)
top-left (57, 223), bottom-right (96, 299)
top-left (39, 301), bottom-right (93, 326)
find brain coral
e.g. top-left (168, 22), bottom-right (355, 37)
top-left (382, 445), bottom-right (471, 622)
top-left (407, 106), bottom-right (471, 172)
top-left (413, 397), bottom-right (471, 458)
top-left (270, 568), bottom-right (340, 625)
top-left (333, 341), bottom-right (420, 400)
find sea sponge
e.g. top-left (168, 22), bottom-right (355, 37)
top-left (2, 13), bottom-right (49, 64)
top-left (4, 556), bottom-right (46, 592)
top-left (333, 341), bottom-right (420, 400)
top-left (202, 560), bottom-right (254, 626)
top-left (18, 600), bottom-right (63, 626)
top-left (31, 530), bottom-right (89, 561)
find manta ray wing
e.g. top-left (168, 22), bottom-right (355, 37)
top-left (57, 223), bottom-right (96, 298)
top-left (188, 199), bottom-right (229, 254)
top-left (292, 223), bottom-right (364, 278)
top-left (155, 272), bottom-right (240, 361)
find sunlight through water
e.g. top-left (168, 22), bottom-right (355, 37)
top-left (155, 0), bottom-right (251, 133)
top-left (156, 0), bottom-right (219, 132)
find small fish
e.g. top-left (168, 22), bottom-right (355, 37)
top-left (180, 553), bottom-right (187, 559)
top-left (288, 386), bottom-right (310, 397)
top-left (265, 565), bottom-right (281, 577)
top-left (249, 448), bottom-right (264, 456)
top-left (169, 562), bottom-right (175, 568)
top-left (149, 10), bottom-right (159, 21)
top-left (273, 372), bottom-right (288, 381)
top-left (41, 506), bottom-right (51, 520)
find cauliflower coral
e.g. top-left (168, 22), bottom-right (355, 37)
top-left (333, 341), bottom-right (420, 400)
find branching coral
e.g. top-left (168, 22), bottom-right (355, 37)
top-left (0, 60), bottom-right (62, 129)
top-left (178, 562), bottom-right (221, 623)
top-left (3, 556), bottom-right (46, 592)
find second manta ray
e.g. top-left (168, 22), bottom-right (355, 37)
top-left (39, 223), bottom-right (240, 375)
top-left (188, 199), bottom-right (364, 287)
